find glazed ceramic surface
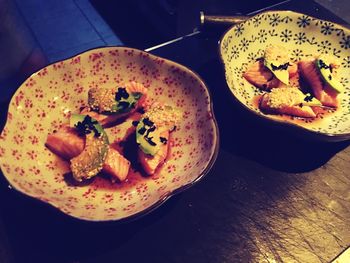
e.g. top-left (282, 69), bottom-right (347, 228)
top-left (0, 47), bottom-right (219, 221)
top-left (220, 11), bottom-right (350, 140)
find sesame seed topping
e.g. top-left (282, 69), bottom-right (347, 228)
top-left (70, 134), bottom-right (107, 181)
top-left (143, 104), bottom-right (181, 128)
top-left (266, 88), bottom-right (305, 109)
top-left (88, 87), bottom-right (118, 112)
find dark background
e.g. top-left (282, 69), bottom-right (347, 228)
top-left (90, 0), bottom-right (287, 49)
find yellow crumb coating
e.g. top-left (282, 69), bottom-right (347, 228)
top-left (144, 104), bottom-right (181, 128)
top-left (266, 88), bottom-right (306, 109)
top-left (88, 87), bottom-right (117, 112)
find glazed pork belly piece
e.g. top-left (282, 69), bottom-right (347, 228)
top-left (298, 58), bottom-right (339, 108)
top-left (259, 87), bottom-right (320, 118)
top-left (82, 81), bottom-right (148, 127)
top-left (46, 125), bottom-right (130, 182)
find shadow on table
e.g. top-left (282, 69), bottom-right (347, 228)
top-left (0, 167), bottom-right (265, 263)
top-left (199, 58), bottom-right (350, 173)
top-left (0, 176), bottom-right (181, 263)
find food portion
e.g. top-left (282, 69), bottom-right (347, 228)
top-left (316, 57), bottom-right (344, 93)
top-left (243, 45), bottom-right (345, 118)
top-left (135, 104), bottom-right (180, 175)
top-left (103, 146), bottom-right (131, 182)
top-left (264, 44), bottom-right (290, 85)
top-left (45, 82), bottom-right (181, 184)
top-left (298, 56), bottom-right (342, 108)
top-left (46, 126), bottom-right (85, 160)
top-left (243, 45), bottom-right (299, 90)
top-left (81, 81), bottom-right (147, 127)
top-left (243, 59), bottom-right (281, 90)
top-left (259, 88), bottom-right (321, 118)
top-left (69, 114), bottom-right (109, 182)
top-left (138, 129), bottom-right (169, 175)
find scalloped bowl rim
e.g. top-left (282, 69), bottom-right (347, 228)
top-left (0, 46), bottom-right (220, 222)
top-left (218, 10), bottom-right (350, 141)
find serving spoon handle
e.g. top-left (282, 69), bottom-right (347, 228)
top-left (199, 11), bottom-right (249, 27)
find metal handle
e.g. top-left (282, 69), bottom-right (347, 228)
top-left (200, 11), bottom-right (249, 26)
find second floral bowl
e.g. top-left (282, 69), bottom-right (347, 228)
top-left (219, 10), bottom-right (350, 141)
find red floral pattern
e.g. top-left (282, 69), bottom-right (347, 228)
top-left (0, 47), bottom-right (218, 221)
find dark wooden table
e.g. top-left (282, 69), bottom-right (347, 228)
top-left (0, 0), bottom-right (349, 262)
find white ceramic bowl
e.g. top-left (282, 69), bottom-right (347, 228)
top-left (219, 10), bottom-right (350, 141)
top-left (0, 47), bottom-right (219, 221)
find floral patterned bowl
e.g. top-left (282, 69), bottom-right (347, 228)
top-left (219, 10), bottom-right (350, 141)
top-left (0, 47), bottom-right (219, 221)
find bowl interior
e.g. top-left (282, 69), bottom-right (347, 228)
top-left (220, 10), bottom-right (350, 136)
top-left (0, 47), bottom-right (218, 221)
